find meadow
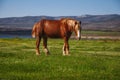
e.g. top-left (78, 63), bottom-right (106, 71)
top-left (82, 30), bottom-right (120, 36)
top-left (0, 38), bottom-right (120, 80)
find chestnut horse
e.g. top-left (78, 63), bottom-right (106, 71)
top-left (32, 18), bottom-right (81, 56)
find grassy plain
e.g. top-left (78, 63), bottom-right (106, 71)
top-left (0, 38), bottom-right (120, 80)
top-left (82, 30), bottom-right (120, 36)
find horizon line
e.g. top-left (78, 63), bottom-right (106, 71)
top-left (0, 14), bottom-right (120, 18)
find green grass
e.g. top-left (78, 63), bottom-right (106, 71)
top-left (81, 30), bottom-right (120, 36)
top-left (0, 38), bottom-right (120, 80)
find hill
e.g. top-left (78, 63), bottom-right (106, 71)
top-left (0, 14), bottom-right (120, 32)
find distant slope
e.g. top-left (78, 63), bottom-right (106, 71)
top-left (0, 14), bottom-right (120, 31)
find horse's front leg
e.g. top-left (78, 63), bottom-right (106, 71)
top-left (62, 43), bottom-right (66, 56)
top-left (36, 36), bottom-right (41, 55)
top-left (63, 38), bottom-right (70, 56)
top-left (65, 41), bottom-right (70, 56)
top-left (43, 37), bottom-right (50, 55)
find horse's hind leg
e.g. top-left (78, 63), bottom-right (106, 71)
top-left (43, 37), bottom-right (50, 55)
top-left (36, 36), bottom-right (41, 55)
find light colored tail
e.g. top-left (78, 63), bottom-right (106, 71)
top-left (32, 24), bottom-right (36, 38)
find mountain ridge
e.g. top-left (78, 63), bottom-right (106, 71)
top-left (0, 14), bottom-right (120, 31)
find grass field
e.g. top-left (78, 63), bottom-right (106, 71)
top-left (0, 38), bottom-right (120, 80)
top-left (81, 30), bottom-right (120, 36)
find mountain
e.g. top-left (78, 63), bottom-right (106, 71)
top-left (0, 14), bottom-right (120, 31)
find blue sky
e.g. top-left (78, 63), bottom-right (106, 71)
top-left (0, 0), bottom-right (120, 18)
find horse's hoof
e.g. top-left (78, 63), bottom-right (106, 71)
top-left (46, 53), bottom-right (50, 56)
top-left (62, 54), bottom-right (66, 56)
top-left (36, 53), bottom-right (41, 56)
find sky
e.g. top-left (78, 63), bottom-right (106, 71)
top-left (0, 0), bottom-right (120, 18)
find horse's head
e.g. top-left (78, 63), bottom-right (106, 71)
top-left (73, 20), bottom-right (81, 40)
top-left (61, 18), bottom-right (82, 40)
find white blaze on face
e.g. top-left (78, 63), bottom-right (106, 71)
top-left (75, 24), bottom-right (80, 38)
top-left (77, 30), bottom-right (80, 38)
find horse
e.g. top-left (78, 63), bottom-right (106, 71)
top-left (32, 18), bottom-right (81, 56)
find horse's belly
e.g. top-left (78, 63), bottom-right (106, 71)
top-left (46, 32), bottom-right (61, 38)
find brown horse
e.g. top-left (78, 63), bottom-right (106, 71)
top-left (32, 18), bottom-right (81, 56)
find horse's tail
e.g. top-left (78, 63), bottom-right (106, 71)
top-left (32, 23), bottom-right (37, 38)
